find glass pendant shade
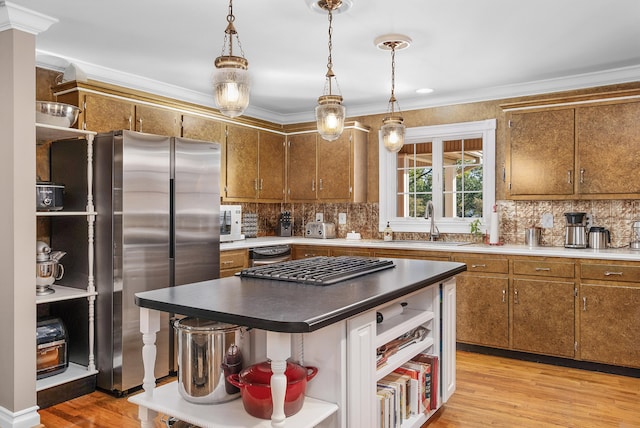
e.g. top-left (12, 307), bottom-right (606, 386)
top-left (381, 115), bottom-right (405, 152)
top-left (316, 94), bottom-right (346, 142)
top-left (213, 56), bottom-right (250, 118)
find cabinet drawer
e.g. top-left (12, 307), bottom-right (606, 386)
top-left (452, 256), bottom-right (509, 274)
top-left (512, 260), bottom-right (574, 278)
top-left (292, 245), bottom-right (331, 259)
top-left (581, 263), bottom-right (640, 283)
top-left (220, 250), bottom-right (247, 270)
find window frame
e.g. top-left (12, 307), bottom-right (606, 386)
top-left (379, 118), bottom-right (496, 234)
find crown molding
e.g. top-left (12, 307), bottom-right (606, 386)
top-left (35, 48), bottom-right (640, 125)
top-left (0, 1), bottom-right (57, 34)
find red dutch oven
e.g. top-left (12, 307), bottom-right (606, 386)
top-left (227, 360), bottom-right (318, 419)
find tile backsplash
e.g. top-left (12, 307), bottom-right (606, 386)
top-left (239, 199), bottom-right (640, 249)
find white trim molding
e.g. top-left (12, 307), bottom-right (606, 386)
top-left (0, 1), bottom-right (57, 34)
top-left (379, 119), bottom-right (496, 235)
top-left (0, 405), bottom-right (40, 428)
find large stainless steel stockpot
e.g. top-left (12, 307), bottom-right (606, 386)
top-left (174, 317), bottom-right (244, 404)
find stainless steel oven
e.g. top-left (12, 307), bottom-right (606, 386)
top-left (249, 245), bottom-right (292, 266)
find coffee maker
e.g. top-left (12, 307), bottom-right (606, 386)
top-left (564, 212), bottom-right (587, 248)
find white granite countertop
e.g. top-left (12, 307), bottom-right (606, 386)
top-left (222, 236), bottom-right (640, 261)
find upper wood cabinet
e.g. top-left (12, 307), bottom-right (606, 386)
top-left (287, 125), bottom-right (368, 202)
top-left (57, 91), bottom-right (180, 136)
top-left (224, 125), bottom-right (285, 202)
top-left (507, 108), bottom-right (575, 197)
top-left (576, 101), bottom-right (640, 195)
top-left (504, 92), bottom-right (640, 200)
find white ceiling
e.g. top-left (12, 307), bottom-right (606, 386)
top-left (12, 0), bottom-right (640, 124)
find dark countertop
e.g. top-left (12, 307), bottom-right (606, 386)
top-left (135, 258), bottom-right (466, 333)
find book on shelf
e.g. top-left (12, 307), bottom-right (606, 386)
top-left (377, 382), bottom-right (399, 428)
top-left (382, 371), bottom-right (411, 420)
top-left (411, 353), bottom-right (439, 412)
top-left (398, 360), bottom-right (431, 413)
top-left (377, 385), bottom-right (394, 428)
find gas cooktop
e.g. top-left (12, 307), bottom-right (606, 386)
top-left (238, 256), bottom-right (395, 285)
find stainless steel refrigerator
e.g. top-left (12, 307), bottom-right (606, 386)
top-left (94, 130), bottom-right (220, 394)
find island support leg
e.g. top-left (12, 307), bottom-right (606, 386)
top-left (138, 307), bottom-right (160, 427)
top-left (266, 331), bottom-right (291, 428)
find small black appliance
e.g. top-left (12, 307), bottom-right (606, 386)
top-left (36, 317), bottom-right (69, 379)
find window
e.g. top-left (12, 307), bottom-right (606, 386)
top-left (379, 119), bottom-right (496, 234)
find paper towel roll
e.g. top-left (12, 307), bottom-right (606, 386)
top-left (489, 207), bottom-right (500, 244)
top-left (376, 302), bottom-right (407, 323)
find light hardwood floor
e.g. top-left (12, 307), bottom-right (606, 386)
top-left (38, 351), bottom-right (640, 427)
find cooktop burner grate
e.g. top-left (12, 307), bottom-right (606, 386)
top-left (238, 256), bottom-right (395, 285)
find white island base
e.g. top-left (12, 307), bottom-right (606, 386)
top-left (129, 308), bottom-right (339, 428)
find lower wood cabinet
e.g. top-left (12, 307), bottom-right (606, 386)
top-left (579, 283), bottom-right (640, 368)
top-left (453, 255), bottom-right (509, 348)
top-left (579, 261), bottom-right (640, 368)
top-left (220, 249), bottom-right (248, 278)
top-left (511, 278), bottom-right (575, 358)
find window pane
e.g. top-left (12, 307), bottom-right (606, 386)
top-left (439, 138), bottom-right (483, 219)
top-left (396, 142), bottom-right (433, 218)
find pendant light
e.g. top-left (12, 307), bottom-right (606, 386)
top-left (213, 0), bottom-right (250, 118)
top-left (315, 0), bottom-right (346, 142)
top-left (376, 34), bottom-right (411, 152)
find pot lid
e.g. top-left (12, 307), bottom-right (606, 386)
top-left (238, 360), bottom-right (307, 386)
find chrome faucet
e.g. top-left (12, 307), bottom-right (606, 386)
top-left (425, 200), bottom-right (440, 241)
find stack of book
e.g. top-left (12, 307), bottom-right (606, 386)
top-left (376, 353), bottom-right (439, 428)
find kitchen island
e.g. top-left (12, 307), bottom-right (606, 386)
top-left (130, 257), bottom-right (465, 427)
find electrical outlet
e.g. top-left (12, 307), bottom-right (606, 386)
top-left (541, 213), bottom-right (554, 228)
top-left (338, 212), bottom-right (347, 224)
top-left (586, 213), bottom-right (593, 229)
top-left (316, 213), bottom-right (324, 222)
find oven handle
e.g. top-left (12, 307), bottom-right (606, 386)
top-left (251, 255), bottom-right (292, 266)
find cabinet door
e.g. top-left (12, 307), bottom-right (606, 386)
top-left (83, 93), bottom-right (134, 133)
top-left (456, 274), bottom-right (509, 348)
top-left (258, 131), bottom-right (285, 201)
top-left (288, 133), bottom-right (317, 201)
top-left (576, 102), bottom-right (640, 195)
top-left (512, 279), bottom-right (575, 357)
top-left (318, 130), bottom-right (351, 200)
top-left (135, 104), bottom-right (180, 136)
top-left (580, 284), bottom-right (640, 368)
top-left (291, 245), bottom-right (330, 259)
top-left (508, 109), bottom-right (575, 196)
top-left (225, 124), bottom-right (259, 200)
top-left (181, 114), bottom-right (225, 142)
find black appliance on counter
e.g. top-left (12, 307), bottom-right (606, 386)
top-left (277, 211), bottom-right (292, 237)
top-left (36, 317), bottom-right (69, 379)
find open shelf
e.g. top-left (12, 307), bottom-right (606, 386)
top-left (376, 337), bottom-right (434, 380)
top-left (36, 362), bottom-right (98, 392)
top-left (128, 381), bottom-right (339, 428)
top-left (376, 308), bottom-right (434, 347)
top-left (36, 210), bottom-right (97, 217)
top-left (36, 123), bottom-right (96, 142)
top-left (36, 285), bottom-right (97, 304)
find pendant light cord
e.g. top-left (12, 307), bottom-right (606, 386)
top-left (325, 8), bottom-right (335, 93)
top-left (220, 0), bottom-right (246, 59)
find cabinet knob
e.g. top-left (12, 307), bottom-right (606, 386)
top-left (567, 170), bottom-right (572, 184)
top-left (471, 264), bottom-right (487, 269)
top-left (502, 289), bottom-right (506, 303)
top-left (514, 289), bottom-right (519, 304)
top-left (534, 267), bottom-right (551, 272)
top-left (580, 168), bottom-right (585, 184)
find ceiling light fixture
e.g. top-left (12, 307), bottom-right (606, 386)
top-left (213, 0), bottom-right (250, 118)
top-left (315, 0), bottom-right (346, 142)
top-left (376, 34), bottom-right (411, 153)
